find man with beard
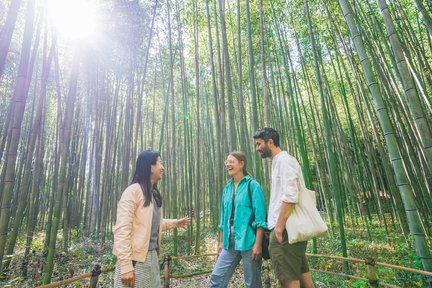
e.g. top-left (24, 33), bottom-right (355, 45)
top-left (253, 128), bottom-right (315, 288)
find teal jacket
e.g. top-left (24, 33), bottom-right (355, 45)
top-left (218, 175), bottom-right (268, 251)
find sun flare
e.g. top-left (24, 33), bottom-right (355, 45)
top-left (48, 0), bottom-right (100, 40)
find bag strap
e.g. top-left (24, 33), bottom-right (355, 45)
top-left (247, 179), bottom-right (253, 203)
top-left (247, 179), bottom-right (255, 228)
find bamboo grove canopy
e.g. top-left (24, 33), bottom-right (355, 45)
top-left (0, 0), bottom-right (431, 283)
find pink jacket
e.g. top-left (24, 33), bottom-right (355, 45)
top-left (112, 183), bottom-right (178, 275)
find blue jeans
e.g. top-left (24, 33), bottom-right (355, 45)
top-left (210, 230), bottom-right (262, 287)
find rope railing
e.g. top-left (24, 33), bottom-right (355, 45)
top-left (171, 253), bottom-right (217, 260)
top-left (163, 253), bottom-right (272, 288)
top-left (306, 253), bottom-right (432, 277)
top-left (35, 252), bottom-right (431, 287)
top-left (36, 264), bottom-right (115, 288)
top-left (164, 253), bottom-right (431, 288)
top-left (308, 269), bottom-right (400, 288)
top-left (167, 254), bottom-right (217, 281)
top-left (167, 253), bottom-right (217, 279)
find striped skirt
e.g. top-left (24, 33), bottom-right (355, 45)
top-left (114, 250), bottom-right (161, 288)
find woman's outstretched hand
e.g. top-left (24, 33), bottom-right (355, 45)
top-left (177, 216), bottom-right (191, 229)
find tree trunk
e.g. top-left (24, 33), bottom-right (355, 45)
top-left (0, 0), bottom-right (35, 269)
top-left (0, 0), bottom-right (23, 76)
top-left (305, 0), bottom-right (349, 273)
top-left (376, 0), bottom-right (432, 173)
top-left (338, 0), bottom-right (431, 271)
top-left (43, 51), bottom-right (80, 283)
top-left (218, 0), bottom-right (237, 150)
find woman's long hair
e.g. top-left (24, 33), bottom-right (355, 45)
top-left (131, 150), bottom-right (163, 207)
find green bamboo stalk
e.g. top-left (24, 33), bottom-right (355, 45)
top-left (305, 0), bottom-right (350, 273)
top-left (338, 0), bottom-right (431, 271)
top-left (0, 0), bottom-right (36, 269)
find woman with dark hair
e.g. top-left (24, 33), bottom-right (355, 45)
top-left (113, 150), bottom-right (191, 288)
top-left (210, 151), bottom-right (268, 288)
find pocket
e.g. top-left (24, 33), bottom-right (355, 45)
top-left (282, 230), bottom-right (288, 244)
top-left (270, 230), bottom-right (288, 245)
top-left (131, 234), bottom-right (146, 252)
top-left (269, 230), bottom-right (278, 243)
top-left (269, 230), bottom-right (276, 244)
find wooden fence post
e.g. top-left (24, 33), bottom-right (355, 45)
top-left (89, 263), bottom-right (101, 288)
top-left (365, 258), bottom-right (379, 287)
top-left (164, 254), bottom-right (171, 288)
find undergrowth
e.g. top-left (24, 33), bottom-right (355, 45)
top-left (1, 215), bottom-right (430, 287)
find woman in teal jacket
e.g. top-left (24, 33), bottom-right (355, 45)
top-left (210, 151), bottom-right (268, 288)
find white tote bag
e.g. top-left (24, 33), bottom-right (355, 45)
top-left (285, 188), bottom-right (328, 244)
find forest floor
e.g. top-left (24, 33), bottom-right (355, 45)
top-left (1, 216), bottom-right (430, 287)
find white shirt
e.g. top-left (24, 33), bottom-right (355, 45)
top-left (267, 151), bottom-right (305, 230)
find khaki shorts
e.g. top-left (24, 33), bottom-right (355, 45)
top-left (269, 230), bottom-right (309, 281)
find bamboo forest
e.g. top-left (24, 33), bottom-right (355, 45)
top-left (0, 0), bottom-right (431, 286)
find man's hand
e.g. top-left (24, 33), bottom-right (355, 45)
top-left (275, 202), bottom-right (295, 243)
top-left (121, 271), bottom-right (135, 288)
top-left (274, 224), bottom-right (285, 243)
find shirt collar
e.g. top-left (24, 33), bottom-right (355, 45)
top-left (228, 174), bottom-right (251, 185)
top-left (273, 150), bottom-right (286, 161)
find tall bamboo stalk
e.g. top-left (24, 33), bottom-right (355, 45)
top-left (338, 0), bottom-right (431, 271)
top-left (305, 0), bottom-right (349, 273)
top-left (0, 0), bottom-right (35, 269)
top-left (43, 50), bottom-right (80, 283)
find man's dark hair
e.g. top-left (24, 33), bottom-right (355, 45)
top-left (253, 127), bottom-right (280, 147)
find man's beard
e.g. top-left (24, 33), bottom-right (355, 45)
top-left (259, 147), bottom-right (272, 158)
